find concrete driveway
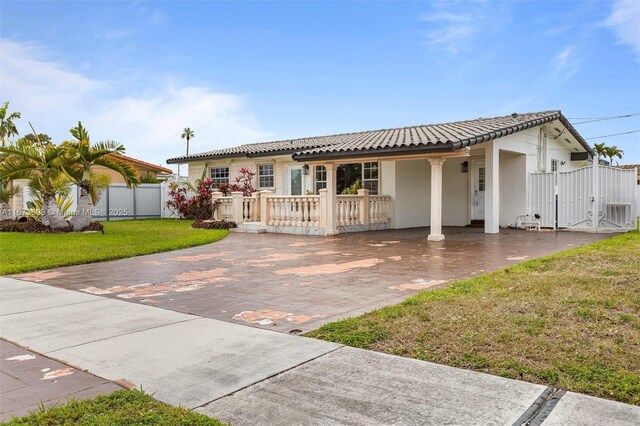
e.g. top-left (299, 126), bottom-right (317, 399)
top-left (2, 277), bottom-right (638, 425)
top-left (13, 227), bottom-right (611, 332)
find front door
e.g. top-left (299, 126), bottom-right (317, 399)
top-left (287, 166), bottom-right (303, 195)
top-left (472, 160), bottom-right (486, 220)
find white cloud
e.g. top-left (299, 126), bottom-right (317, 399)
top-left (420, 0), bottom-right (501, 55)
top-left (0, 38), bottom-right (269, 171)
top-left (552, 46), bottom-right (579, 81)
top-left (605, 0), bottom-right (640, 60)
top-left (88, 86), bottom-right (269, 167)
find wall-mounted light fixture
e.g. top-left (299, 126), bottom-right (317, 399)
top-left (461, 161), bottom-right (468, 173)
top-left (302, 164), bottom-right (310, 175)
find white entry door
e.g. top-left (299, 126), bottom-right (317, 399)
top-left (286, 166), bottom-right (304, 195)
top-left (472, 160), bottom-right (486, 220)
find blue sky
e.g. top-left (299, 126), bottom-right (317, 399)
top-left (1, 0), bottom-right (639, 169)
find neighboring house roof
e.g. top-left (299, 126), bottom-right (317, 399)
top-left (166, 110), bottom-right (593, 164)
top-left (108, 153), bottom-right (173, 174)
top-left (619, 164), bottom-right (640, 183)
top-left (619, 164), bottom-right (640, 170)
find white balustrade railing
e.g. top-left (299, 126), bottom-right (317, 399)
top-left (369, 195), bottom-right (392, 224)
top-left (217, 197), bottom-right (234, 221)
top-left (267, 196), bottom-right (320, 227)
top-left (242, 196), bottom-right (259, 222)
top-left (336, 195), bottom-right (361, 226)
top-left (213, 189), bottom-right (391, 231)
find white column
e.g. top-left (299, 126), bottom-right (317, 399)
top-left (325, 163), bottom-right (338, 235)
top-left (231, 191), bottom-right (244, 223)
top-left (427, 157), bottom-right (445, 241)
top-left (485, 141), bottom-right (500, 233)
top-left (260, 190), bottom-right (272, 226)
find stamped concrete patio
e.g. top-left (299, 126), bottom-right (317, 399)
top-left (14, 227), bottom-right (612, 333)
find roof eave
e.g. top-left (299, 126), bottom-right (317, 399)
top-left (166, 153), bottom-right (249, 164)
top-left (292, 143), bottom-right (456, 161)
top-left (557, 114), bottom-right (595, 156)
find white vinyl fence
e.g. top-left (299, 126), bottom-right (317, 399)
top-left (23, 181), bottom-right (178, 221)
top-left (528, 162), bottom-right (638, 230)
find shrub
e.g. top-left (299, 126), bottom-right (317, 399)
top-left (0, 219), bottom-right (103, 233)
top-left (166, 177), bottom-right (215, 220)
top-left (192, 219), bottom-right (237, 230)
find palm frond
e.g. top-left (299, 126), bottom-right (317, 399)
top-left (92, 156), bottom-right (140, 187)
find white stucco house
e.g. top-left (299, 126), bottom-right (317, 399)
top-left (167, 110), bottom-right (637, 239)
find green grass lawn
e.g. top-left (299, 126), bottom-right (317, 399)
top-left (2, 389), bottom-right (224, 425)
top-left (306, 232), bottom-right (640, 405)
top-left (0, 219), bottom-right (229, 275)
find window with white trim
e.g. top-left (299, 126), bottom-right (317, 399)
top-left (315, 165), bottom-right (327, 193)
top-left (336, 162), bottom-right (380, 195)
top-left (551, 159), bottom-right (559, 173)
top-left (363, 162), bottom-right (379, 195)
top-left (258, 163), bottom-right (274, 188)
top-left (210, 167), bottom-right (229, 186)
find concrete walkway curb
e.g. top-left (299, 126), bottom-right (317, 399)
top-left (2, 277), bottom-right (638, 425)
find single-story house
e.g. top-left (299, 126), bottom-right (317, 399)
top-left (167, 110), bottom-right (636, 239)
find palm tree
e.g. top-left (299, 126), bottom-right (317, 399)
top-left (604, 145), bottom-right (624, 166)
top-left (0, 102), bottom-right (21, 146)
top-left (0, 138), bottom-right (69, 228)
top-left (64, 121), bottom-right (139, 230)
top-left (592, 142), bottom-right (607, 161)
top-left (181, 128), bottom-right (194, 156)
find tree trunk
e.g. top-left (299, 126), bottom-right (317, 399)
top-left (70, 185), bottom-right (93, 231)
top-left (41, 194), bottom-right (68, 229)
top-left (0, 201), bottom-right (13, 220)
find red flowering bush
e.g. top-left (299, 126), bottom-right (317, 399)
top-left (231, 166), bottom-right (256, 196)
top-left (215, 182), bottom-right (231, 196)
top-left (166, 177), bottom-right (216, 220)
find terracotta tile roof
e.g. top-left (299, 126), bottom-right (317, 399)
top-left (107, 153), bottom-right (173, 174)
top-left (166, 110), bottom-right (593, 163)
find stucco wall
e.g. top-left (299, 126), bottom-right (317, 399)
top-left (393, 159), bottom-right (429, 229)
top-left (442, 159), bottom-right (469, 226)
top-left (499, 151), bottom-right (527, 227)
top-left (185, 156), bottom-right (304, 195)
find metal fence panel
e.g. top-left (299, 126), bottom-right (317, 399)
top-left (94, 184), bottom-right (161, 221)
top-left (597, 166), bottom-right (636, 229)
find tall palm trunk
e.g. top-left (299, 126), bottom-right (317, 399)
top-left (41, 193), bottom-right (68, 229)
top-left (70, 185), bottom-right (93, 231)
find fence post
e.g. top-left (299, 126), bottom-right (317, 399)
top-left (133, 186), bottom-right (137, 220)
top-left (231, 191), bottom-right (243, 223)
top-left (260, 190), bottom-right (272, 226)
top-left (211, 191), bottom-right (223, 220)
top-left (319, 189), bottom-right (327, 226)
top-left (592, 160), bottom-right (599, 231)
top-left (357, 188), bottom-right (370, 225)
top-left (106, 186), bottom-right (110, 221)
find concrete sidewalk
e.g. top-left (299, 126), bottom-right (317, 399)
top-left (1, 277), bottom-right (638, 425)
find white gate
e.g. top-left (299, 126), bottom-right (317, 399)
top-left (527, 172), bottom-right (555, 228)
top-left (529, 163), bottom-right (637, 230)
top-left (557, 167), bottom-right (593, 228)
